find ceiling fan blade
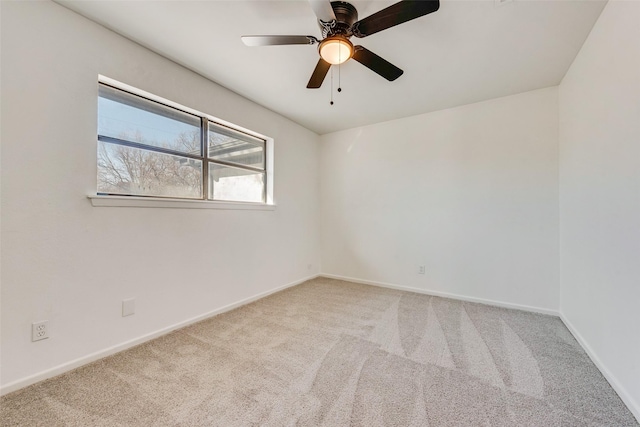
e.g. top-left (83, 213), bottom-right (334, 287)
top-left (309, 0), bottom-right (336, 23)
top-left (353, 0), bottom-right (439, 38)
top-left (352, 46), bottom-right (403, 81)
top-left (307, 58), bottom-right (331, 89)
top-left (241, 35), bottom-right (318, 46)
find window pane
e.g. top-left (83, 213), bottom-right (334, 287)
top-left (208, 123), bottom-right (265, 169)
top-left (98, 141), bottom-right (202, 199)
top-left (209, 162), bottom-right (265, 203)
top-left (99, 84), bottom-right (201, 155)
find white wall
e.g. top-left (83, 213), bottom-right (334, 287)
top-left (0, 1), bottom-right (320, 391)
top-left (558, 0), bottom-right (640, 419)
top-left (320, 87), bottom-right (559, 312)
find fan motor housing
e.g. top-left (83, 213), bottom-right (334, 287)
top-left (320, 1), bottom-right (358, 38)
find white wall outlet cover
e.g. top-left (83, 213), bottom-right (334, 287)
top-left (122, 298), bottom-right (135, 317)
top-left (32, 321), bottom-right (49, 342)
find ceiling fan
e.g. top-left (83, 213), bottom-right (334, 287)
top-left (241, 0), bottom-right (440, 89)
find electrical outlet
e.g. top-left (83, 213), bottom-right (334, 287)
top-left (418, 266), bottom-right (426, 275)
top-left (32, 321), bottom-right (49, 342)
top-left (307, 263), bottom-right (312, 270)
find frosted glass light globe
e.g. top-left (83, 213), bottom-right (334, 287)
top-left (320, 38), bottom-right (353, 65)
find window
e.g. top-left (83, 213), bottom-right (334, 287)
top-left (97, 81), bottom-right (269, 203)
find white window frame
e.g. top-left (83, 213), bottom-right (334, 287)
top-left (90, 76), bottom-right (274, 210)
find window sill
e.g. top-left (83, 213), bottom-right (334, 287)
top-left (88, 195), bottom-right (276, 210)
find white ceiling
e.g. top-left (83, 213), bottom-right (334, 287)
top-left (57, 0), bottom-right (606, 134)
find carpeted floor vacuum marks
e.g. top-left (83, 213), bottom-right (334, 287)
top-left (1, 278), bottom-right (637, 426)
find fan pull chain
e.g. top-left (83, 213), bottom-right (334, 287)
top-left (330, 66), bottom-right (334, 105)
top-left (338, 62), bottom-right (342, 93)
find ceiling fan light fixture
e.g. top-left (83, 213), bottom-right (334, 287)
top-left (319, 37), bottom-right (353, 65)
top-left (242, 0), bottom-right (441, 89)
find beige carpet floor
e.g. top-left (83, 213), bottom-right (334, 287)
top-left (1, 277), bottom-right (637, 426)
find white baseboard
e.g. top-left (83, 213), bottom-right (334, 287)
top-left (559, 313), bottom-right (640, 424)
top-left (319, 273), bottom-right (559, 316)
top-left (0, 274), bottom-right (319, 397)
